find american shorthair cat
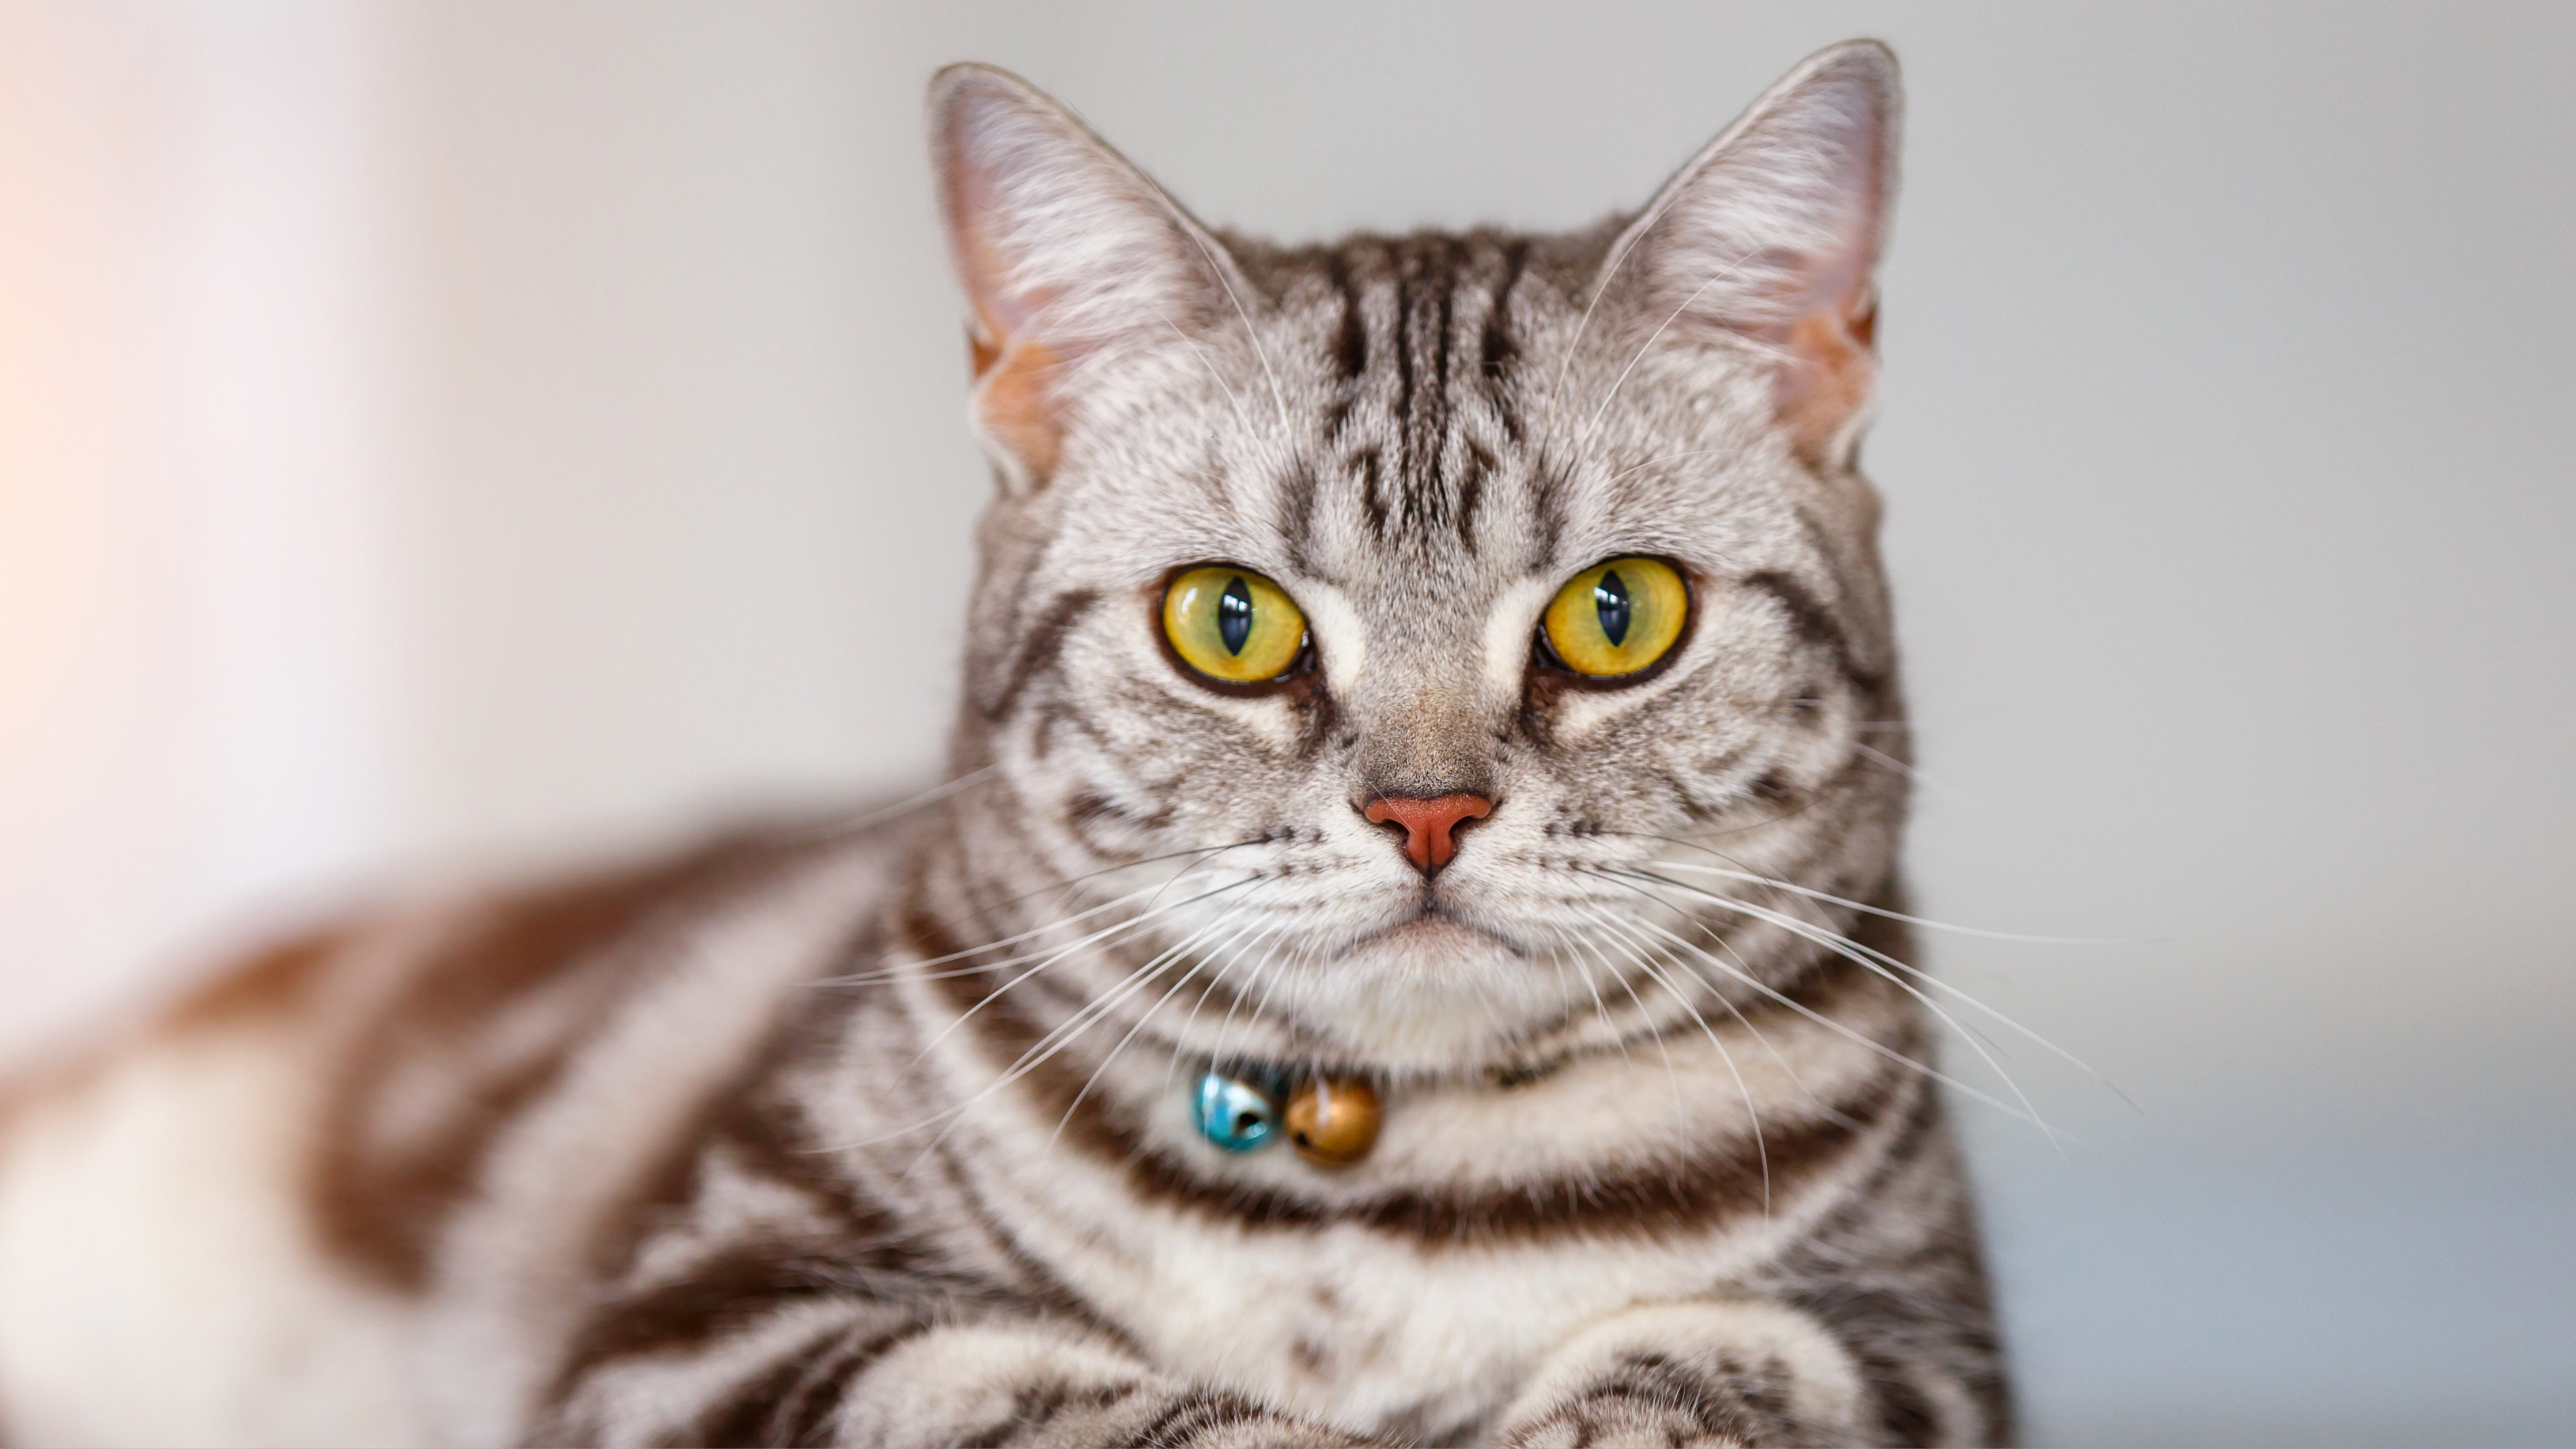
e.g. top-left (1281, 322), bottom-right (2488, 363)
top-left (0, 39), bottom-right (2013, 1447)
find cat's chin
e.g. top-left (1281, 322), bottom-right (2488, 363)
top-left (1353, 910), bottom-right (1500, 957)
top-left (1290, 913), bottom-right (1569, 1071)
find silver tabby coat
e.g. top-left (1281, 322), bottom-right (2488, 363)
top-left (0, 40), bottom-right (2011, 1448)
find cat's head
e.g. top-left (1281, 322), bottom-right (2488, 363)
top-left (928, 43), bottom-right (1907, 1073)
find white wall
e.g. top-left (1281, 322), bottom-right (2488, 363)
top-left (0, 0), bottom-right (404, 1051)
top-left (4, 3), bottom-right (2570, 1441)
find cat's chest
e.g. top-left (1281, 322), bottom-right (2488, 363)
top-left (995, 1155), bottom-right (1783, 1435)
top-left (1135, 1225), bottom-right (1668, 1426)
top-left (945, 1025), bottom-right (1854, 1430)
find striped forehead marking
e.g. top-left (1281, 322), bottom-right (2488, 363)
top-left (1277, 232), bottom-right (1542, 555)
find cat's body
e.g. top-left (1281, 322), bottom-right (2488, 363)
top-left (0, 43), bottom-right (2012, 1447)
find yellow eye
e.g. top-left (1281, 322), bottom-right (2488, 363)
top-left (1162, 567), bottom-right (1307, 684)
top-left (1542, 557), bottom-right (1689, 679)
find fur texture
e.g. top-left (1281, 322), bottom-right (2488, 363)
top-left (0, 40), bottom-right (2010, 1447)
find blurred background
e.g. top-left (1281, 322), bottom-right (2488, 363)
top-left (3, 2), bottom-right (2571, 1442)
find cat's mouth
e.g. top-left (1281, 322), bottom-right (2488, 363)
top-left (1347, 901), bottom-right (1527, 957)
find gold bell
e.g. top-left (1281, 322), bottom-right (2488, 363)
top-left (1285, 1074), bottom-right (1381, 1167)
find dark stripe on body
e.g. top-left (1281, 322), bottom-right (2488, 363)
top-left (681, 1319), bottom-right (925, 1449)
top-left (557, 1238), bottom-right (906, 1382)
top-left (310, 825), bottom-right (823, 1289)
top-left (160, 923), bottom-right (350, 1033)
top-left (955, 1379), bottom-right (1144, 1449)
top-left (553, 902), bottom-right (1139, 1402)
top-left (557, 1080), bottom-right (949, 1378)
top-left (1122, 1391), bottom-right (1269, 1448)
top-left (1780, 1070), bottom-right (2014, 1446)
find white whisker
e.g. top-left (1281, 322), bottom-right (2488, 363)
top-left (1606, 868), bottom-right (2064, 1149)
top-left (1051, 914), bottom-right (1283, 1150)
top-left (890, 892), bottom-right (1276, 1164)
top-left (900, 875), bottom-right (1265, 1068)
top-left (1540, 172), bottom-right (1703, 444)
top-left (1638, 859), bottom-right (2128, 946)
top-left (1156, 307), bottom-right (1249, 425)
top-left (1585, 898), bottom-right (1851, 1131)
top-left (1176, 225), bottom-right (1293, 434)
top-left (1552, 921), bottom-right (1633, 1064)
top-left (1850, 742), bottom-right (1981, 806)
top-left (830, 868), bottom-right (1233, 991)
top-left (1576, 916), bottom-right (1720, 1178)
top-left (790, 765), bottom-right (996, 841)
top-left (1578, 908), bottom-right (1769, 1212)
top-left (1161, 922), bottom-right (1265, 1095)
top-left (1585, 872), bottom-right (2048, 1130)
top-left (1618, 865), bottom-right (2120, 1102)
top-left (821, 839), bottom-right (1269, 988)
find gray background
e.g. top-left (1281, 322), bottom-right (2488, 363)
top-left (4, 3), bottom-right (2571, 1443)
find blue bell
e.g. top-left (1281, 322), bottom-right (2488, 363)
top-left (1193, 1068), bottom-right (1282, 1152)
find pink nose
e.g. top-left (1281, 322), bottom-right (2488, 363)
top-left (1362, 794), bottom-right (1494, 872)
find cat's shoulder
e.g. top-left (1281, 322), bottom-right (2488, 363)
top-left (2, 798), bottom-right (921, 1285)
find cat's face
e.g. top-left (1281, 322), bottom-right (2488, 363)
top-left (933, 46), bottom-right (1906, 1072)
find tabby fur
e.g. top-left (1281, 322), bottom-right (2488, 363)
top-left (0, 40), bottom-right (2012, 1447)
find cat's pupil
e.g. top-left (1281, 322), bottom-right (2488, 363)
top-left (1218, 576), bottom-right (1255, 655)
top-left (1594, 570), bottom-right (1632, 646)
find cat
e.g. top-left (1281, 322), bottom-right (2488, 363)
top-left (0, 38), bottom-right (2012, 1448)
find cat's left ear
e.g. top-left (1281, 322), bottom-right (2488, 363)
top-left (929, 64), bottom-right (1243, 492)
top-left (1608, 40), bottom-right (1900, 471)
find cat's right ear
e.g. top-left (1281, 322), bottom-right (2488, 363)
top-left (929, 65), bottom-right (1234, 493)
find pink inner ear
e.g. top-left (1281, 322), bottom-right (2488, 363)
top-left (952, 227), bottom-right (1066, 484)
top-left (940, 134), bottom-right (1073, 484)
top-left (974, 335), bottom-right (1064, 484)
top-left (1634, 55), bottom-right (1891, 470)
top-left (933, 73), bottom-right (1212, 488)
top-left (1758, 121), bottom-right (1888, 468)
top-left (1773, 275), bottom-right (1879, 470)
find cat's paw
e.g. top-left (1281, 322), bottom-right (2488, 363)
top-left (1158, 1402), bottom-right (1385, 1449)
top-left (1496, 1303), bottom-right (1868, 1449)
top-left (839, 1324), bottom-right (1161, 1447)
top-left (1496, 1361), bottom-right (1760, 1449)
top-left (839, 1324), bottom-right (1382, 1448)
